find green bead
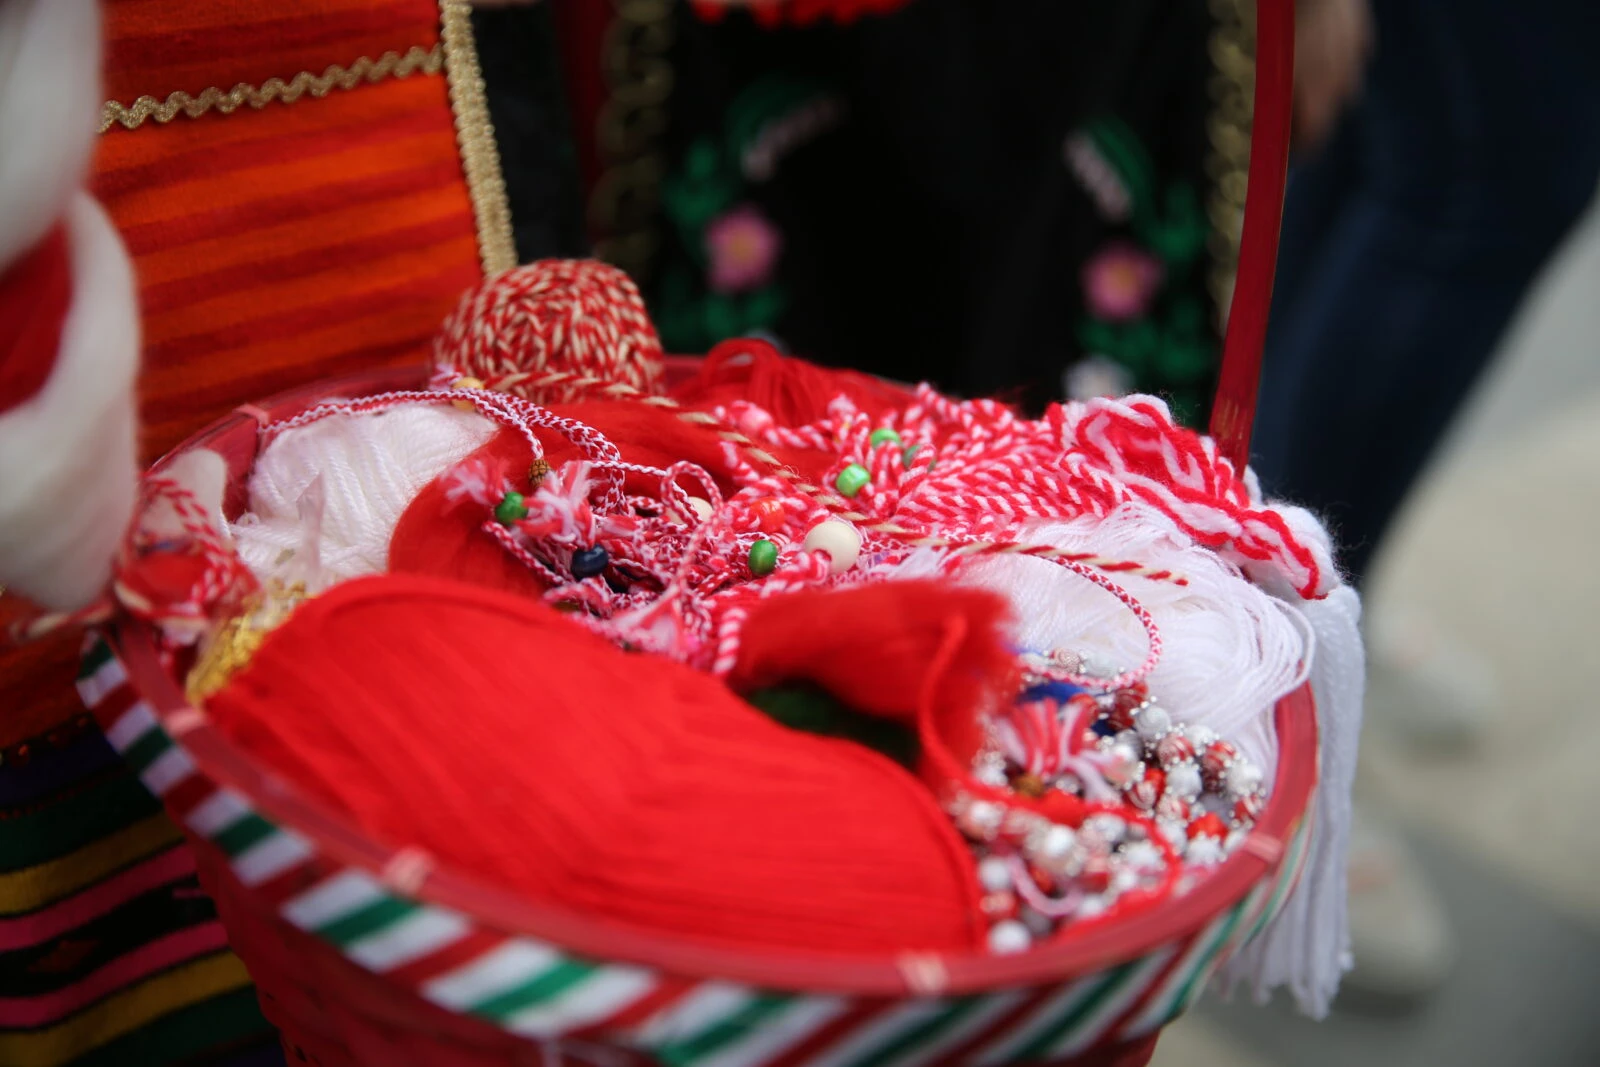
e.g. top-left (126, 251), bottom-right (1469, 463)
top-left (835, 463), bottom-right (871, 497)
top-left (901, 444), bottom-right (924, 470)
top-left (494, 491), bottom-right (528, 525)
top-left (869, 427), bottom-right (902, 449)
top-left (748, 538), bottom-right (778, 576)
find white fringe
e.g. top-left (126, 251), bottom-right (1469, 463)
top-left (1220, 581), bottom-right (1364, 1018)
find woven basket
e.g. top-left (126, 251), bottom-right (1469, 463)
top-left (86, 3), bottom-right (1306, 1063)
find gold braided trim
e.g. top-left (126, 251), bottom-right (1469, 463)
top-left (186, 581), bottom-right (311, 705)
top-left (440, 0), bottom-right (517, 275)
top-left (1205, 0), bottom-right (1256, 330)
top-left (98, 45), bottom-right (444, 134)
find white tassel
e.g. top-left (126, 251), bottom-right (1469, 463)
top-left (1220, 581), bottom-right (1364, 1018)
top-left (232, 405), bottom-right (494, 590)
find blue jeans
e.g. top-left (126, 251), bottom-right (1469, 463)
top-left (1250, 0), bottom-right (1600, 586)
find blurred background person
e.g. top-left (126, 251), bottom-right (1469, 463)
top-left (1255, 0), bottom-right (1600, 1003)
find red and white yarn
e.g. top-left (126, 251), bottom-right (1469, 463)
top-left (105, 474), bottom-right (258, 643)
top-left (433, 260), bottom-right (665, 403)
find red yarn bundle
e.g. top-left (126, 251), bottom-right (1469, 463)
top-left (204, 573), bottom-right (994, 955)
top-left (729, 583), bottom-right (1016, 731)
top-left (671, 337), bottom-right (915, 429)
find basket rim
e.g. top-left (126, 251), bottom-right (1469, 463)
top-left (114, 365), bottom-right (1320, 998)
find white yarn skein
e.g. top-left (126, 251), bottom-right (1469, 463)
top-left (231, 404), bottom-right (496, 590)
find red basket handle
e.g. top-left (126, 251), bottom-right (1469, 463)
top-left (1209, 0), bottom-right (1295, 470)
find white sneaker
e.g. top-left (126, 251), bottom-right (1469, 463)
top-left (1342, 806), bottom-right (1456, 1005)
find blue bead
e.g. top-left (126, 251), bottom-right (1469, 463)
top-left (1091, 718), bottom-right (1118, 738)
top-left (1021, 681), bottom-right (1087, 704)
top-left (571, 546), bottom-right (609, 579)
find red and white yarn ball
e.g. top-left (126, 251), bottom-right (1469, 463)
top-left (434, 260), bottom-right (665, 402)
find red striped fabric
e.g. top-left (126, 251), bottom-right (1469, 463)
top-left (0, 845), bottom-right (196, 953)
top-left (0, 924), bottom-right (231, 1029)
top-left (91, 0), bottom-right (482, 465)
top-left (103, 0), bottom-right (441, 106)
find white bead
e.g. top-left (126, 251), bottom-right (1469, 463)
top-left (988, 920), bottom-right (1033, 955)
top-left (1076, 896), bottom-right (1108, 919)
top-left (1083, 813), bottom-right (1126, 844)
top-left (1037, 825), bottom-right (1077, 860)
top-left (1188, 725), bottom-right (1219, 748)
top-left (974, 762), bottom-right (1009, 788)
top-left (1121, 840), bottom-right (1164, 870)
top-left (1134, 705), bottom-right (1171, 740)
top-left (957, 799), bottom-right (1004, 840)
top-left (1226, 760), bottom-right (1264, 797)
top-left (1112, 868), bottom-right (1140, 893)
top-left (1113, 729), bottom-right (1142, 752)
top-left (1078, 654), bottom-right (1114, 678)
top-left (801, 519), bottom-right (861, 574)
top-left (668, 496), bottom-right (715, 525)
top-left (1101, 744), bottom-right (1142, 788)
top-left (977, 856), bottom-right (1013, 893)
top-left (1157, 819), bottom-right (1189, 855)
top-left (1166, 761), bottom-right (1203, 801)
top-left (1187, 836), bottom-right (1225, 866)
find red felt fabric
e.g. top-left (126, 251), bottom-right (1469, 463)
top-left (389, 432), bottom-right (553, 598)
top-left (729, 582), bottom-right (1017, 729)
top-left (0, 224), bottom-right (71, 414)
top-left (205, 573), bottom-right (988, 955)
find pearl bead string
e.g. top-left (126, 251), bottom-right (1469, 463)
top-left (951, 661), bottom-right (1269, 953)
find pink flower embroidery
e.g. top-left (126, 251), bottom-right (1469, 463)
top-left (1082, 241), bottom-right (1164, 322)
top-left (705, 204), bottom-right (782, 293)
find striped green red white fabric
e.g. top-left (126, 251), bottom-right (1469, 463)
top-left (78, 637), bottom-right (1307, 1067)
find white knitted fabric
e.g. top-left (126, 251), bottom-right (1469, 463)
top-left (231, 404), bottom-right (495, 590)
